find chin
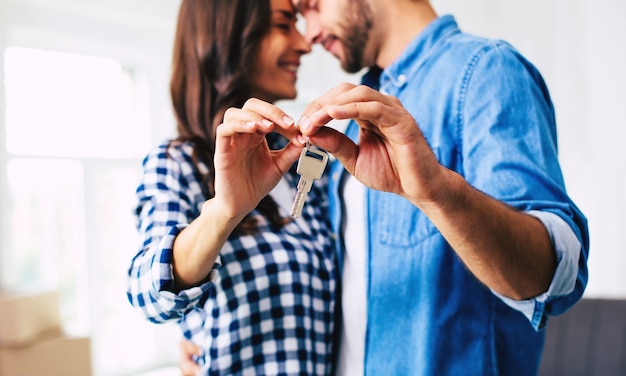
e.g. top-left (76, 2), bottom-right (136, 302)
top-left (263, 91), bottom-right (296, 103)
top-left (280, 89), bottom-right (298, 100)
top-left (341, 59), bottom-right (363, 74)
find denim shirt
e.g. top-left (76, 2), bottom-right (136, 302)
top-left (327, 15), bottom-right (589, 375)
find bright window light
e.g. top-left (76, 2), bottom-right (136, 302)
top-left (2, 45), bottom-right (177, 375)
top-left (4, 46), bottom-right (148, 158)
top-left (5, 158), bottom-right (88, 333)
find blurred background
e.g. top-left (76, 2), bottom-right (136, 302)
top-left (0, 0), bottom-right (624, 375)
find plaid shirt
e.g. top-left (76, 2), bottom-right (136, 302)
top-left (127, 138), bottom-right (336, 375)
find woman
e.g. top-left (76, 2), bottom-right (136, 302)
top-left (126, 0), bottom-right (336, 374)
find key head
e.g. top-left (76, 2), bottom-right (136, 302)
top-left (296, 147), bottom-right (328, 180)
top-left (290, 146), bottom-right (328, 218)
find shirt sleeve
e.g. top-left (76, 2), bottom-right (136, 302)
top-left (126, 143), bottom-right (219, 324)
top-left (458, 41), bottom-right (590, 330)
top-left (492, 210), bottom-right (581, 329)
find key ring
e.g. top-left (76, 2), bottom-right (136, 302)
top-left (305, 136), bottom-right (311, 149)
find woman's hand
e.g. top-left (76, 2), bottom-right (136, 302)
top-left (213, 98), bottom-right (303, 218)
top-left (173, 99), bottom-right (303, 289)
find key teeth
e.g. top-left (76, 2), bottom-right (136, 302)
top-left (290, 205), bottom-right (301, 218)
top-left (290, 190), bottom-right (305, 218)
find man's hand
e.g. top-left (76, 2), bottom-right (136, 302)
top-left (179, 339), bottom-right (202, 376)
top-left (297, 83), bottom-right (445, 207)
top-left (296, 83), bottom-right (557, 300)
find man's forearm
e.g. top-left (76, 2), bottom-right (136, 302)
top-left (416, 169), bottom-right (557, 300)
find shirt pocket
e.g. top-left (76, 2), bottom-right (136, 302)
top-left (376, 147), bottom-right (443, 248)
top-left (375, 191), bottom-right (439, 248)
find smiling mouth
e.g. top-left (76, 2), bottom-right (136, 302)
top-left (278, 62), bottom-right (300, 77)
top-left (282, 64), bottom-right (299, 72)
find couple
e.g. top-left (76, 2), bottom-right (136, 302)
top-left (127, 0), bottom-right (590, 375)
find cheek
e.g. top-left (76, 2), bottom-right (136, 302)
top-left (253, 49), bottom-right (276, 76)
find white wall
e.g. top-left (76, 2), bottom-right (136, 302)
top-left (431, 0), bottom-right (626, 297)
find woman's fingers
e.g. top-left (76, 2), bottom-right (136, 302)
top-left (241, 98), bottom-right (295, 129)
top-left (242, 98), bottom-right (299, 142)
top-left (220, 108), bottom-right (273, 136)
top-left (272, 140), bottom-right (303, 175)
top-left (216, 119), bottom-right (272, 139)
top-left (222, 102), bottom-right (301, 143)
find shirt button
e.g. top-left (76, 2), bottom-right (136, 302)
top-left (398, 74), bottom-right (407, 84)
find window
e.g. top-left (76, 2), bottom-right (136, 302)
top-left (2, 46), bottom-right (178, 375)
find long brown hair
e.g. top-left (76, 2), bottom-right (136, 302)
top-left (170, 0), bottom-right (288, 234)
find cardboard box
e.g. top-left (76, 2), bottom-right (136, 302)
top-left (0, 290), bottom-right (62, 346)
top-left (0, 334), bottom-right (92, 376)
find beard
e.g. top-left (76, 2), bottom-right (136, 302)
top-left (338, 0), bottom-right (374, 73)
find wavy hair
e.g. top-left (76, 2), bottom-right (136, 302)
top-left (170, 0), bottom-right (288, 234)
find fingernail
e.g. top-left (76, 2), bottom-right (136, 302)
top-left (246, 121), bottom-right (256, 128)
top-left (261, 119), bottom-right (273, 127)
top-left (283, 116), bottom-right (294, 126)
top-left (296, 115), bottom-right (307, 129)
top-left (296, 134), bottom-right (306, 145)
top-left (300, 117), bottom-right (311, 131)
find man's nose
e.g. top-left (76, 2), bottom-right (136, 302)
top-left (303, 14), bottom-right (323, 44)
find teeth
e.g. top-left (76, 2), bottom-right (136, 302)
top-left (283, 64), bottom-right (298, 72)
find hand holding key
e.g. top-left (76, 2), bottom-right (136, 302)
top-left (214, 99), bottom-right (303, 218)
top-left (296, 83), bottom-right (443, 205)
top-left (290, 138), bottom-right (329, 218)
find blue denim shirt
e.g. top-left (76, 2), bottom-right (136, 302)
top-left (327, 16), bottom-right (589, 376)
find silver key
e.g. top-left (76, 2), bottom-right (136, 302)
top-left (290, 140), bottom-right (329, 218)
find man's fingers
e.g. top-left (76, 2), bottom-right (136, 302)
top-left (179, 338), bottom-right (202, 356)
top-left (299, 84), bottom-right (396, 137)
top-left (179, 339), bottom-right (201, 376)
top-left (179, 358), bottom-right (201, 376)
top-left (308, 127), bottom-right (359, 174)
top-left (297, 82), bottom-right (358, 128)
top-left (325, 99), bottom-right (417, 144)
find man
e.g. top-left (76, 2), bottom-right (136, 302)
top-left (180, 0), bottom-right (589, 374)
top-left (293, 0), bottom-right (588, 375)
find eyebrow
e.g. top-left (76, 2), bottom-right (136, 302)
top-left (274, 9), bottom-right (296, 21)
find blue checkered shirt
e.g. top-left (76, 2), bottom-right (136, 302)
top-left (127, 138), bottom-right (336, 375)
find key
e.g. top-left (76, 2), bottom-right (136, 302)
top-left (290, 140), bottom-right (329, 218)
